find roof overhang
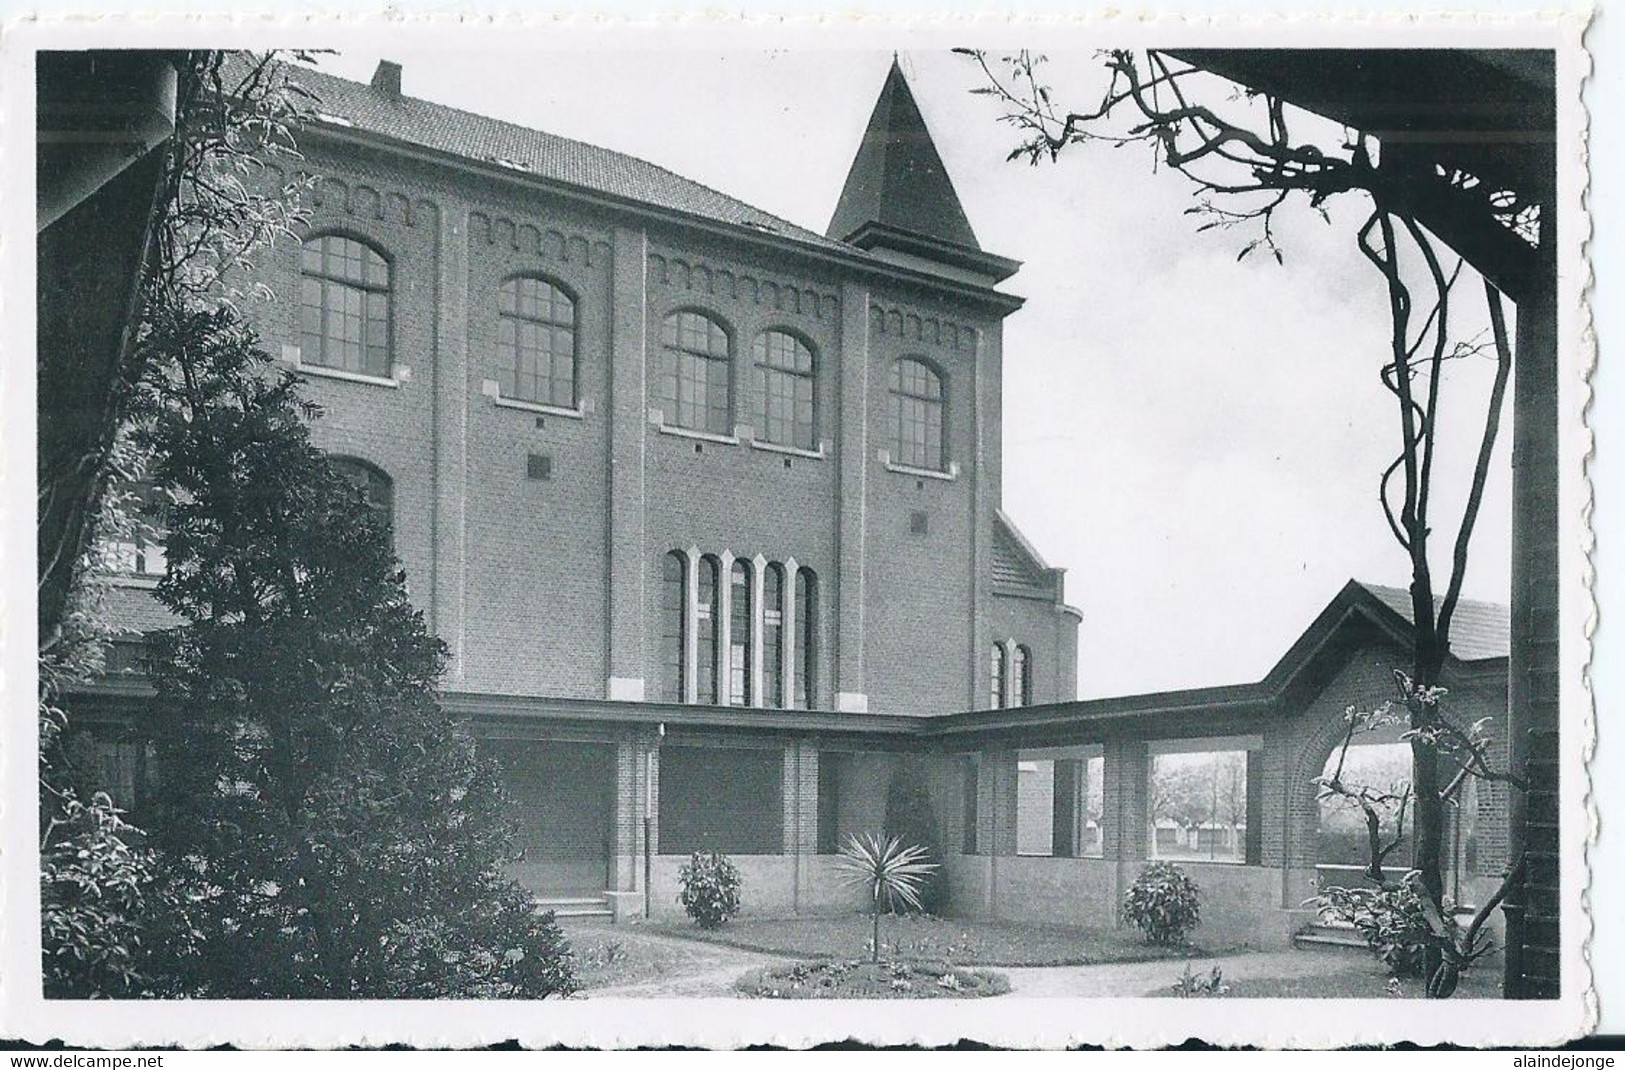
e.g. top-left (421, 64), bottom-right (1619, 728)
top-left (841, 220), bottom-right (1023, 284)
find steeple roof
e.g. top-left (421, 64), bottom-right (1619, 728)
top-left (827, 59), bottom-right (981, 251)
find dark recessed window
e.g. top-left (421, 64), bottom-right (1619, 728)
top-left (752, 330), bottom-right (816, 450)
top-left (696, 554), bottom-right (721, 704)
top-left (659, 310), bottom-right (731, 435)
top-left (497, 276), bottom-right (576, 408)
top-left (300, 234), bottom-right (391, 377)
top-left (909, 510), bottom-right (928, 535)
top-left (659, 551), bottom-right (687, 703)
top-left (729, 559), bottom-right (753, 706)
top-left (888, 357), bottom-right (946, 471)
top-left (527, 453), bottom-right (552, 481)
top-left (763, 563), bottom-right (785, 708)
top-left (329, 456), bottom-right (394, 538)
top-left (794, 567), bottom-right (817, 710)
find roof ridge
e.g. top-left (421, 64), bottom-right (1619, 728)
top-left (288, 58), bottom-right (843, 250)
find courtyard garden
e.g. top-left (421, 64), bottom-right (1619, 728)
top-left (637, 912), bottom-right (1230, 968)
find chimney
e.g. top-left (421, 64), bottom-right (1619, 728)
top-left (371, 60), bottom-right (402, 98)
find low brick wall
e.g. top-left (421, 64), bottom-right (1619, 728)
top-left (990, 856), bottom-right (1117, 928)
top-left (646, 853), bottom-right (865, 920)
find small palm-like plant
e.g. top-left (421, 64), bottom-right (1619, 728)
top-left (833, 833), bottom-right (939, 964)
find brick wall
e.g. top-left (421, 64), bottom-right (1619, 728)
top-left (234, 138), bottom-right (1072, 714)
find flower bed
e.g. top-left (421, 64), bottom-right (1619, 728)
top-left (736, 959), bottom-right (1010, 999)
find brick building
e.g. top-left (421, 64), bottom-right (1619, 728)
top-left (80, 57), bottom-right (1511, 944)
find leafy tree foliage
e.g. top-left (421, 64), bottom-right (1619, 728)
top-left (129, 305), bottom-right (576, 999)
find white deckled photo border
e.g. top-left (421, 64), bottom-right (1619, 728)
top-left (0, 9), bottom-right (1595, 1049)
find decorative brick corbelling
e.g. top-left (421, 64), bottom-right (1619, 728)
top-left (868, 302), bottom-right (980, 353)
top-left (468, 211), bottom-right (612, 268)
top-left (647, 253), bottom-right (839, 320)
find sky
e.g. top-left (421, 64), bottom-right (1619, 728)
top-left (303, 46), bottom-right (1514, 700)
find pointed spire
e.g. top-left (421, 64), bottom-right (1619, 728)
top-left (827, 58), bottom-right (981, 250)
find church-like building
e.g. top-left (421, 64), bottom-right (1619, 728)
top-left (83, 56), bottom-right (1510, 944)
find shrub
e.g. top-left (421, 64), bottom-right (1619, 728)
top-left (882, 759), bottom-right (947, 914)
top-left (1122, 861), bottom-right (1202, 944)
top-left (1311, 883), bottom-right (1447, 978)
top-left (1169, 963), bottom-right (1229, 997)
top-left (678, 850), bottom-right (742, 929)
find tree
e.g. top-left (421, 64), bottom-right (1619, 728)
top-left (833, 834), bottom-right (937, 964)
top-left (38, 50), bottom-right (311, 659)
top-left (124, 304), bottom-right (575, 998)
top-left (965, 49), bottom-right (1521, 996)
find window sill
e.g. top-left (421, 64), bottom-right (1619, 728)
top-left (491, 395), bottom-right (585, 419)
top-left (884, 459), bottom-right (957, 482)
top-left (289, 358), bottom-right (402, 389)
top-left (748, 438), bottom-right (826, 460)
top-left (657, 423), bottom-right (739, 446)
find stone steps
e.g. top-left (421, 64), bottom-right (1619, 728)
top-left (535, 895), bottom-right (614, 919)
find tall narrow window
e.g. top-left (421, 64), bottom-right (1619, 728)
top-left (762, 564), bottom-right (785, 708)
top-left (752, 330), bottom-right (816, 450)
top-left (659, 310), bottom-right (731, 435)
top-left (794, 567), bottom-right (817, 709)
top-left (1014, 644), bottom-right (1033, 706)
top-left (696, 555), bottom-right (721, 704)
top-left (329, 457), bottom-right (394, 540)
top-left (496, 276), bottom-right (576, 407)
top-left (990, 645), bottom-right (1008, 709)
top-left (300, 234), bottom-right (391, 376)
top-left (729, 559), bottom-right (753, 706)
top-left (888, 358), bottom-right (945, 471)
top-left (659, 551), bottom-right (687, 702)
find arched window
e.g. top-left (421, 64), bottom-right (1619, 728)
top-left (659, 310), bottom-right (731, 435)
top-left (1013, 644), bottom-right (1033, 706)
top-left (794, 567), bottom-right (817, 710)
top-left (496, 276), bottom-right (576, 407)
top-left (696, 555), bottom-right (721, 704)
top-left (729, 559), bottom-right (754, 706)
top-left (659, 551), bottom-right (687, 703)
top-left (330, 456), bottom-right (393, 535)
top-left (752, 330), bottom-right (816, 450)
top-left (990, 645), bottom-right (1008, 709)
top-left (300, 234), bottom-right (391, 376)
top-left (762, 564), bottom-right (785, 708)
top-left (888, 358), bottom-right (946, 471)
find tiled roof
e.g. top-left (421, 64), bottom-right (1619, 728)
top-left (101, 582), bottom-right (175, 637)
top-left (284, 60), bottom-right (858, 257)
top-left (1357, 581), bottom-right (1511, 662)
top-left (991, 510), bottom-right (1052, 599)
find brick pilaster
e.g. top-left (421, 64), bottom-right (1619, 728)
top-left (605, 223), bottom-right (648, 700)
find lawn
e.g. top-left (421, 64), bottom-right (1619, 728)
top-left (563, 919), bottom-right (748, 990)
top-left (1147, 962), bottom-right (1504, 999)
top-left (736, 959), bottom-right (1010, 999)
top-left (639, 912), bottom-right (1234, 967)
